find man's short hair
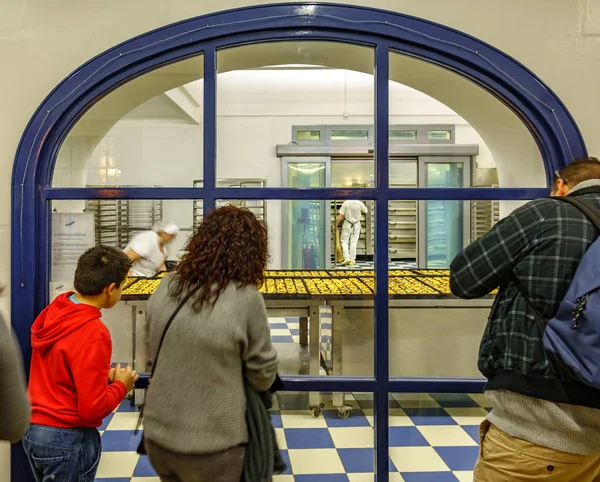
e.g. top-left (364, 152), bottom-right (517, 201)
top-left (555, 157), bottom-right (600, 188)
top-left (74, 246), bottom-right (132, 296)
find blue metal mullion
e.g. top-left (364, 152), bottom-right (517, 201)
top-left (374, 43), bottom-right (391, 482)
top-left (388, 377), bottom-right (486, 393)
top-left (203, 46), bottom-right (217, 213)
top-left (135, 375), bottom-right (378, 391)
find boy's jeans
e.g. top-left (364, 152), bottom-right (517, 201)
top-left (22, 425), bottom-right (102, 482)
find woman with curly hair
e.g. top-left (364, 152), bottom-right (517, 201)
top-left (143, 205), bottom-right (278, 482)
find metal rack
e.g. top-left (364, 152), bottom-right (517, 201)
top-left (388, 183), bottom-right (418, 260)
top-left (85, 185), bottom-right (163, 248)
top-left (470, 174), bottom-right (500, 241)
top-left (471, 198), bottom-right (500, 241)
top-left (119, 199), bottom-right (163, 246)
top-left (192, 179), bottom-right (267, 231)
top-left (85, 198), bottom-right (120, 246)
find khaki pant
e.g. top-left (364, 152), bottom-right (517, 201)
top-left (474, 421), bottom-right (600, 481)
top-left (145, 439), bottom-right (245, 482)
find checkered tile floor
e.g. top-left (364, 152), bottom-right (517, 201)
top-left (269, 318), bottom-right (302, 345)
top-left (96, 393), bottom-right (490, 481)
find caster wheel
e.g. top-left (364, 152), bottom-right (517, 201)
top-left (311, 403), bottom-right (325, 418)
top-left (337, 407), bottom-right (352, 419)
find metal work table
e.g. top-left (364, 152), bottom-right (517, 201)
top-left (119, 273), bottom-right (495, 417)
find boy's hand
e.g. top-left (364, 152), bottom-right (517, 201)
top-left (112, 364), bottom-right (140, 393)
top-left (108, 367), bottom-right (116, 383)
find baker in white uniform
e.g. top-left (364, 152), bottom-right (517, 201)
top-left (124, 222), bottom-right (179, 277)
top-left (336, 200), bottom-right (368, 266)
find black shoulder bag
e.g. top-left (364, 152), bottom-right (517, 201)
top-left (135, 287), bottom-right (199, 455)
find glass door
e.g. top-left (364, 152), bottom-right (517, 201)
top-left (418, 157), bottom-right (470, 268)
top-left (282, 157), bottom-right (330, 269)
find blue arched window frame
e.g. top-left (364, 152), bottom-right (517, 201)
top-left (11, 4), bottom-right (586, 480)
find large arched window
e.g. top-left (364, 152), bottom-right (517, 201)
top-left (11, 4), bottom-right (585, 481)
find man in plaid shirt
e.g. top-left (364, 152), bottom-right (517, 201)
top-left (450, 158), bottom-right (600, 481)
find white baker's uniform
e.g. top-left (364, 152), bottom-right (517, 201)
top-left (339, 200), bottom-right (368, 262)
top-left (124, 231), bottom-right (166, 277)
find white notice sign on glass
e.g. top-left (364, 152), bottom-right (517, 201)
top-left (51, 213), bottom-right (95, 282)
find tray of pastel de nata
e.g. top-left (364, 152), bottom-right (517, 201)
top-left (328, 269), bottom-right (374, 277)
top-left (303, 277), bottom-right (374, 299)
top-left (120, 276), bottom-right (312, 301)
top-left (258, 278), bottom-right (311, 300)
top-left (122, 276), bottom-right (142, 290)
top-left (358, 276), bottom-right (448, 299)
top-left (120, 277), bottom-right (164, 301)
top-left (415, 276), bottom-right (498, 298)
top-left (264, 270), bottom-right (330, 278)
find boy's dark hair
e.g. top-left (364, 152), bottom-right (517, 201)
top-left (74, 246), bottom-right (132, 296)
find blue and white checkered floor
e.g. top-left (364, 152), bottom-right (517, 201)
top-left (96, 392), bottom-right (489, 481)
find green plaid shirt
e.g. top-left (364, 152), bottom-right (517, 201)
top-left (450, 187), bottom-right (600, 381)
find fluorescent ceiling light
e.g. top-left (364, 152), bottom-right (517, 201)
top-left (288, 164), bottom-right (326, 175)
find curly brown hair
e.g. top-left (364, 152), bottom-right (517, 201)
top-left (170, 205), bottom-right (269, 310)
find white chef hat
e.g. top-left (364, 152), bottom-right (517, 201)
top-left (154, 222), bottom-right (180, 236)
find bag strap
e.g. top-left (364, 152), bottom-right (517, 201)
top-left (135, 285), bottom-right (199, 433)
top-left (554, 196), bottom-right (600, 231)
top-left (148, 286), bottom-right (199, 378)
top-left (514, 195), bottom-right (600, 335)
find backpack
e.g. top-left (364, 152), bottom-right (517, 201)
top-left (520, 196), bottom-right (600, 389)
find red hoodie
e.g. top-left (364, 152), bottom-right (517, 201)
top-left (29, 293), bottom-right (127, 428)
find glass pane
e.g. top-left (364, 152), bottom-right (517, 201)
top-left (389, 199), bottom-right (418, 264)
top-left (216, 42), bottom-right (374, 187)
top-left (286, 163), bottom-right (327, 269)
top-left (429, 129), bottom-right (452, 140)
top-left (275, 392), bottom-right (373, 476)
top-left (297, 130), bottom-right (321, 141)
top-left (389, 50), bottom-right (547, 188)
top-left (390, 129), bottom-right (417, 140)
top-left (388, 198), bottom-right (500, 382)
top-left (331, 160), bottom-right (374, 188)
top-left (390, 160), bottom-right (417, 188)
top-left (389, 392), bottom-right (485, 478)
top-left (50, 199), bottom-right (199, 370)
top-left (53, 55), bottom-right (204, 187)
top-left (424, 163), bottom-right (465, 268)
top-left (330, 129), bottom-right (369, 141)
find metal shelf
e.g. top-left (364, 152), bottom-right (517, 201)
top-left (192, 179), bottom-right (267, 232)
top-left (388, 186), bottom-right (417, 260)
top-left (85, 185), bottom-right (162, 248)
top-left (470, 186), bottom-right (500, 241)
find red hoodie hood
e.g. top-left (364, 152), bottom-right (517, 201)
top-left (31, 293), bottom-right (102, 355)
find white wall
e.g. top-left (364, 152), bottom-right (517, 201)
top-left (3, 1), bottom-right (599, 478)
top-left (53, 70), bottom-right (492, 268)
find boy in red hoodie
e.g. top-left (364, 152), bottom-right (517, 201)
top-left (22, 246), bottom-right (139, 482)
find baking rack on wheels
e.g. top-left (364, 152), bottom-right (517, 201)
top-left (85, 189), bottom-right (163, 249)
top-left (117, 270), bottom-right (496, 415)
